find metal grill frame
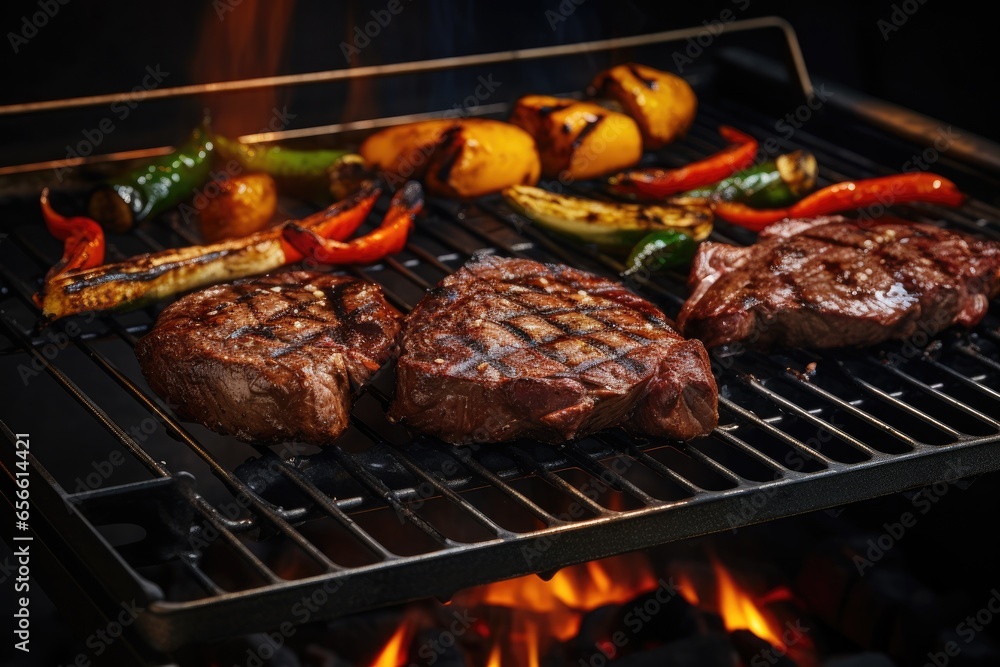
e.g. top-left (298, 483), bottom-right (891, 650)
top-left (2, 18), bottom-right (1000, 655)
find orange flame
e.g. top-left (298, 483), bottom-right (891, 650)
top-left (674, 570), bottom-right (700, 606)
top-left (713, 559), bottom-right (786, 650)
top-left (466, 551), bottom-right (658, 641)
top-left (369, 622), bottom-right (411, 667)
top-left (485, 640), bottom-right (502, 667)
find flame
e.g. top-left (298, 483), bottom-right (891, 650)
top-left (194, 0), bottom-right (296, 137)
top-left (713, 559), bottom-right (786, 650)
top-left (466, 551), bottom-right (658, 641)
top-left (486, 641), bottom-right (502, 667)
top-left (366, 552), bottom-right (811, 666)
top-left (369, 622), bottom-right (411, 667)
top-left (526, 622), bottom-right (540, 667)
top-left (675, 571), bottom-right (700, 606)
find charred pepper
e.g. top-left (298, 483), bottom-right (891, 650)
top-left (87, 122), bottom-right (214, 233)
top-left (622, 230), bottom-right (697, 277)
top-left (713, 172), bottom-right (966, 231)
top-left (282, 181), bottom-right (423, 265)
top-left (607, 126), bottom-right (758, 199)
top-left (212, 133), bottom-right (351, 181)
top-left (677, 151), bottom-right (818, 209)
top-left (37, 188), bottom-right (105, 287)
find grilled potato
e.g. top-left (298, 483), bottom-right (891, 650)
top-left (509, 95), bottom-right (643, 181)
top-left (359, 118), bottom-right (541, 199)
top-left (591, 63), bottom-right (697, 150)
top-left (198, 173), bottom-right (277, 242)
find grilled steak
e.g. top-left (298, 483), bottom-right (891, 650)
top-left (136, 271), bottom-right (400, 444)
top-left (387, 254), bottom-right (718, 444)
top-left (677, 216), bottom-right (1000, 349)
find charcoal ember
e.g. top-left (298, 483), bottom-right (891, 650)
top-left (822, 652), bottom-right (897, 667)
top-left (604, 634), bottom-right (735, 666)
top-left (730, 628), bottom-right (799, 667)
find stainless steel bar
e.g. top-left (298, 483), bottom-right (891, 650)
top-left (0, 17), bottom-right (811, 118)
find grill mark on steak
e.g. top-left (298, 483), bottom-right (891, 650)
top-left (678, 216), bottom-right (1000, 349)
top-left (388, 254), bottom-right (718, 444)
top-left (492, 293), bottom-right (651, 378)
top-left (136, 271), bottom-right (401, 445)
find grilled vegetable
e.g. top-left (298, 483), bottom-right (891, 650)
top-left (198, 173), bottom-right (278, 243)
top-left (590, 63), bottom-right (697, 150)
top-left (607, 126), bottom-right (758, 199)
top-left (677, 150), bottom-right (817, 209)
top-left (509, 95), bottom-right (642, 180)
top-left (329, 153), bottom-right (379, 201)
top-left (36, 189), bottom-right (105, 289)
top-left (212, 133), bottom-right (352, 181)
top-left (87, 122), bottom-right (214, 233)
top-left (282, 181), bottom-right (423, 265)
top-left (622, 231), bottom-right (697, 277)
top-left (37, 185), bottom-right (381, 322)
top-left (360, 118), bottom-right (541, 199)
top-left (502, 184), bottom-right (712, 252)
top-left (713, 172), bottom-right (966, 231)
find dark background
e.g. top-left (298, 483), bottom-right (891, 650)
top-left (2, 2), bottom-right (999, 664)
top-left (0, 0), bottom-right (997, 169)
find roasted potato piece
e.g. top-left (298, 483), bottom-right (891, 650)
top-left (198, 173), bottom-right (277, 243)
top-left (591, 63), bottom-right (697, 150)
top-left (359, 118), bottom-right (541, 199)
top-left (509, 95), bottom-right (643, 181)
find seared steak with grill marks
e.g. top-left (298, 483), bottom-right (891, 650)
top-left (677, 216), bottom-right (1000, 349)
top-left (387, 254), bottom-right (718, 444)
top-left (136, 271), bottom-right (400, 444)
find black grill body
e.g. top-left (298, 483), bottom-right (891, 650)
top-left (1, 20), bottom-right (999, 659)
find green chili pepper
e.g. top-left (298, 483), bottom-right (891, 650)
top-left (212, 133), bottom-right (351, 181)
top-left (679, 150), bottom-right (817, 209)
top-left (88, 122), bottom-right (215, 233)
top-left (622, 230), bottom-right (697, 277)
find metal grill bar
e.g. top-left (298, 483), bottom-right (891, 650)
top-left (2, 26), bottom-right (999, 654)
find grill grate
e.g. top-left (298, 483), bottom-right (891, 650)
top-left (2, 25), bottom-right (1000, 654)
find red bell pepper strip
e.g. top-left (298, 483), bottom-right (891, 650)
top-left (278, 183), bottom-right (381, 261)
top-left (713, 172), bottom-right (966, 231)
top-left (282, 181), bottom-right (423, 265)
top-left (38, 188), bottom-right (106, 282)
top-left (608, 126), bottom-right (758, 199)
